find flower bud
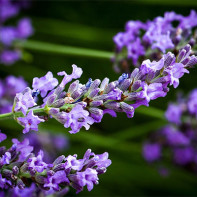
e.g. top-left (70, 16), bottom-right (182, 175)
top-left (177, 49), bottom-right (186, 62)
top-left (119, 79), bottom-right (131, 91)
top-left (89, 100), bottom-right (103, 107)
top-left (35, 174), bottom-right (45, 184)
top-left (89, 108), bottom-right (103, 116)
top-left (100, 78), bottom-right (109, 91)
top-left (131, 80), bottom-right (141, 91)
top-left (52, 99), bottom-right (65, 108)
top-left (89, 88), bottom-right (100, 98)
top-left (53, 155), bottom-right (65, 166)
top-left (17, 179), bottom-right (25, 189)
top-left (104, 82), bottom-right (116, 94)
top-left (47, 94), bottom-right (57, 106)
top-left (89, 79), bottom-right (101, 92)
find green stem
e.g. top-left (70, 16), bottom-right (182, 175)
top-left (0, 107), bottom-right (46, 120)
top-left (17, 40), bottom-right (113, 59)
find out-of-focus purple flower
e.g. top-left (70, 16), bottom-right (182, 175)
top-left (5, 76), bottom-right (27, 96)
top-left (18, 110), bottom-right (45, 134)
top-left (161, 126), bottom-right (190, 146)
top-left (143, 88), bottom-right (197, 175)
top-left (113, 10), bottom-right (197, 72)
top-left (0, 0), bottom-right (19, 22)
top-left (188, 89), bottom-right (197, 117)
top-left (0, 0), bottom-right (33, 66)
top-left (179, 10), bottom-right (197, 29)
top-left (32, 72), bottom-right (58, 98)
top-left (127, 38), bottom-right (145, 65)
top-left (142, 143), bottom-right (161, 162)
top-left (173, 147), bottom-right (194, 165)
top-left (0, 27), bottom-right (16, 46)
top-left (165, 103), bottom-right (182, 125)
top-left (17, 18), bottom-right (33, 39)
top-left (0, 131), bottom-right (6, 143)
top-left (12, 183), bottom-right (36, 197)
top-left (0, 75), bottom-right (27, 114)
top-left (0, 50), bottom-right (21, 65)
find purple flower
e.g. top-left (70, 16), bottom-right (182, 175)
top-left (0, 50), bottom-right (21, 65)
top-left (141, 82), bottom-right (167, 105)
top-left (179, 10), bottom-right (197, 29)
top-left (58, 64), bottom-right (83, 88)
top-left (1, 152), bottom-right (11, 165)
top-left (5, 75), bottom-right (27, 96)
top-left (187, 89), bottom-right (197, 117)
top-left (140, 58), bottom-right (164, 74)
top-left (64, 155), bottom-right (83, 171)
top-left (0, 174), bottom-right (11, 189)
top-left (12, 138), bottom-right (33, 162)
top-left (44, 171), bottom-right (69, 191)
top-left (151, 32), bottom-right (174, 53)
top-left (142, 143), bottom-right (161, 162)
top-left (165, 103), bottom-right (182, 125)
top-left (173, 147), bottom-right (194, 165)
top-left (0, 0), bottom-right (19, 22)
top-left (76, 168), bottom-right (98, 192)
top-left (0, 27), bottom-right (16, 46)
top-left (0, 0), bottom-right (33, 66)
top-left (18, 110), bottom-right (44, 134)
top-left (127, 38), bottom-right (145, 65)
top-left (165, 63), bottom-right (189, 88)
top-left (161, 126), bottom-right (190, 146)
top-left (12, 183), bottom-right (36, 197)
top-left (32, 71), bottom-right (58, 97)
top-left (14, 87), bottom-right (36, 115)
top-left (61, 104), bottom-right (94, 134)
top-left (27, 150), bottom-right (48, 173)
top-left (0, 131), bottom-right (6, 143)
top-left (17, 18), bottom-right (33, 39)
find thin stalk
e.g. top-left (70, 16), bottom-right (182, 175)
top-left (17, 40), bottom-right (113, 59)
top-left (0, 107), bottom-right (46, 120)
top-left (0, 105), bottom-right (164, 121)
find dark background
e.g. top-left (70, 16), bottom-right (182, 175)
top-left (1, 0), bottom-right (197, 196)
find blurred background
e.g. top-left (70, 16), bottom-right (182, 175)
top-left (1, 0), bottom-right (197, 196)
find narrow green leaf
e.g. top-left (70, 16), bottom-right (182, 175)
top-left (17, 40), bottom-right (113, 59)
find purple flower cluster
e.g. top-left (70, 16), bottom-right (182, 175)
top-left (0, 75), bottom-right (28, 113)
top-left (143, 89), bottom-right (197, 174)
top-left (113, 10), bottom-right (197, 73)
top-left (0, 133), bottom-right (111, 195)
top-left (11, 45), bottom-right (197, 134)
top-left (0, 0), bottom-right (33, 65)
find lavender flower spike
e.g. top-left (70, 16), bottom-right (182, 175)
top-left (1, 45), bottom-right (195, 134)
top-left (0, 137), bottom-right (111, 196)
top-left (113, 10), bottom-right (197, 73)
top-left (143, 88), bottom-right (197, 175)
